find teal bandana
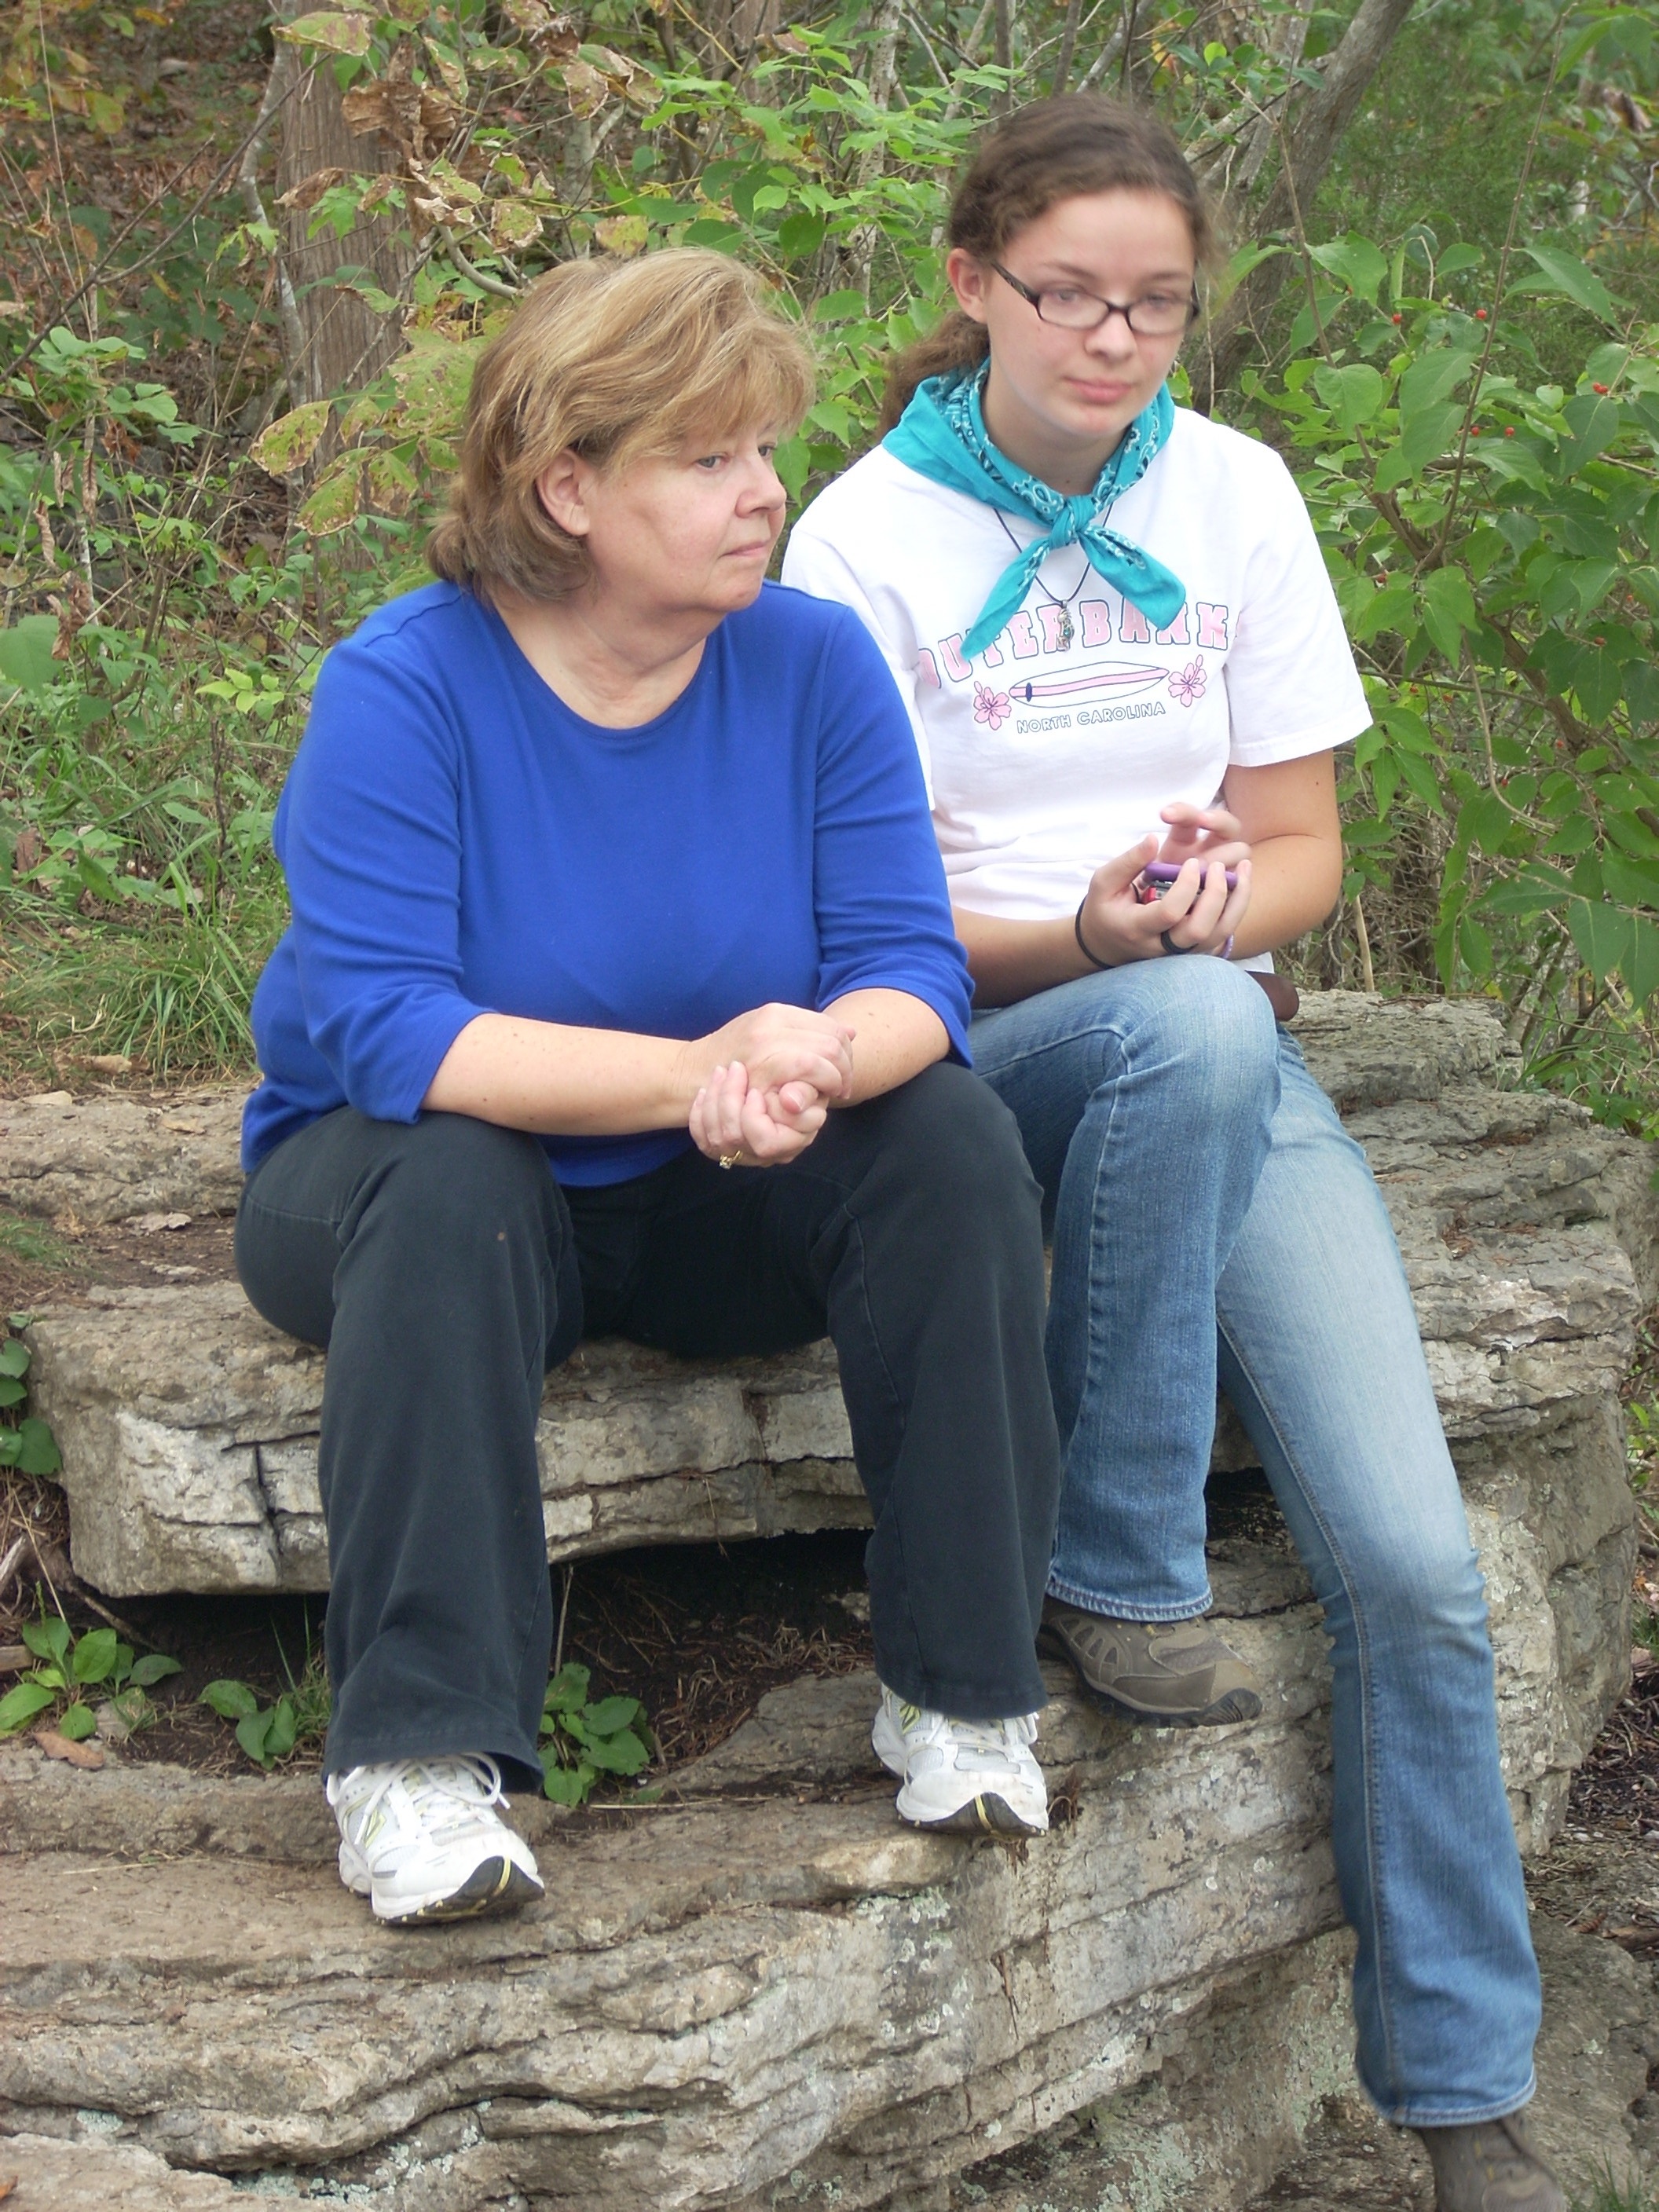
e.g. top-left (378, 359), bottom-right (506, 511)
top-left (883, 368), bottom-right (1185, 660)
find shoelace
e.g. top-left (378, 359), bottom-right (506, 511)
top-left (934, 1713), bottom-right (1038, 1767)
top-left (333, 1752), bottom-right (507, 1837)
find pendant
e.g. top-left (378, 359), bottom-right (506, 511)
top-left (1057, 610), bottom-right (1074, 650)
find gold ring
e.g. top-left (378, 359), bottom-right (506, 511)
top-left (719, 1150), bottom-right (742, 1170)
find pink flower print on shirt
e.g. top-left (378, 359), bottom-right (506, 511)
top-left (1168, 656), bottom-right (1207, 709)
top-left (973, 681), bottom-right (1012, 731)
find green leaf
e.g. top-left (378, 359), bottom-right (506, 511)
top-left (0, 616), bottom-right (60, 699)
top-left (541, 1753), bottom-right (595, 1805)
top-left (777, 211), bottom-right (826, 259)
top-left (71, 1628), bottom-right (119, 1684)
top-left (0, 1679), bottom-right (57, 1734)
top-left (1398, 346), bottom-right (1478, 416)
top-left (1313, 362), bottom-right (1386, 433)
top-left (1568, 897), bottom-right (1632, 980)
top-left (772, 434), bottom-right (810, 498)
top-left (1457, 914), bottom-right (1493, 977)
top-left (22, 1618), bottom-right (71, 1666)
top-left (15, 1418), bottom-right (60, 1475)
top-left (0, 1339), bottom-right (31, 1378)
top-left (1419, 567), bottom-right (1478, 660)
top-left (236, 1710), bottom-right (276, 1766)
top-left (130, 1654), bottom-right (182, 1688)
top-left (584, 1727), bottom-right (650, 1775)
top-left (264, 1694), bottom-right (298, 1760)
top-left (1350, 579), bottom-right (1415, 643)
top-left (200, 1677), bottom-right (259, 1721)
top-left (1375, 401), bottom-right (1463, 490)
top-left (583, 1695), bottom-right (644, 1738)
top-left (543, 1662), bottom-right (591, 1718)
top-left (1308, 235), bottom-right (1389, 304)
top-left (57, 1701), bottom-right (97, 1741)
top-left (811, 289), bottom-right (869, 322)
top-left (1625, 914), bottom-right (1659, 1005)
top-left (1511, 246), bottom-right (1617, 324)
top-left (1557, 394), bottom-right (1622, 477)
top-left (0, 1377), bottom-right (25, 1409)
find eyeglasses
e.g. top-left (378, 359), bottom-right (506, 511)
top-left (991, 262), bottom-right (1199, 337)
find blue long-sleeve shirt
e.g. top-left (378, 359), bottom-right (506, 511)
top-left (243, 579), bottom-right (973, 1184)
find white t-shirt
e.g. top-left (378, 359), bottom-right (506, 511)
top-left (782, 406), bottom-right (1370, 931)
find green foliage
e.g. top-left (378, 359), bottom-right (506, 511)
top-left (0, 1611), bottom-right (180, 1740)
top-left (1242, 223), bottom-right (1659, 1076)
top-left (2, 0), bottom-right (1657, 1119)
top-left (200, 1653), bottom-right (332, 1771)
top-left (1571, 2167), bottom-right (1658, 2212)
top-left (0, 1329), bottom-right (60, 1476)
top-left (538, 1662), bottom-right (654, 1805)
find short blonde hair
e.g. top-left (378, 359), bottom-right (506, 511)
top-left (428, 249), bottom-right (815, 602)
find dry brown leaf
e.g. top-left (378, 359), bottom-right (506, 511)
top-left (276, 165), bottom-right (346, 213)
top-left (0, 2173), bottom-right (17, 2202)
top-left (34, 1727), bottom-right (106, 1769)
top-left (561, 57), bottom-right (609, 118)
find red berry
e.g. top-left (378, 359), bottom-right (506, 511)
top-left (1470, 425), bottom-right (1481, 434)
top-left (1475, 308), bottom-right (1489, 320)
top-left (1391, 313), bottom-right (1402, 324)
top-left (1504, 426), bottom-right (1514, 437)
top-left (1591, 382), bottom-right (1609, 394)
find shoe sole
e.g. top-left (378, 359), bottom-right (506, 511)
top-left (1038, 1628), bottom-right (1262, 1729)
top-left (899, 1789), bottom-right (1047, 1837)
top-left (375, 1857), bottom-right (545, 1927)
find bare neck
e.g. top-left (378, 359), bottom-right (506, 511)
top-left (492, 584), bottom-right (716, 730)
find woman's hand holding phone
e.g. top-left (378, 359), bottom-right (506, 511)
top-left (1076, 824), bottom-right (1252, 967)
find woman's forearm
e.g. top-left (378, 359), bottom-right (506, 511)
top-left (423, 1013), bottom-right (698, 1133)
top-left (1223, 833), bottom-right (1342, 960)
top-left (956, 830), bottom-right (1342, 1006)
top-left (825, 987), bottom-right (949, 1103)
top-left (953, 909), bottom-right (1098, 1009)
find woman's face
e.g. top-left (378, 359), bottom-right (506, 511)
top-left (540, 428), bottom-right (786, 626)
top-left (947, 188), bottom-right (1196, 487)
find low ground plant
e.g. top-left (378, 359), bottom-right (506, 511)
top-left (0, 1613), bottom-right (180, 1741)
top-left (540, 1662), bottom-right (655, 1804)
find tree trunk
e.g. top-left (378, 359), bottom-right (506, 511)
top-left (274, 12), bottom-right (416, 408)
top-left (1193, 0), bottom-right (1418, 403)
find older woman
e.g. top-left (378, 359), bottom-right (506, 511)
top-left (236, 249), bottom-right (1061, 1925)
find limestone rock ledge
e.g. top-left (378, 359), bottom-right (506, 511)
top-left (0, 1533), bottom-right (1631, 2212)
top-left (20, 997), bottom-right (1657, 1622)
top-left (0, 1566), bottom-right (1577, 2211)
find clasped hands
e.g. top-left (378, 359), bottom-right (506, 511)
top-left (1075, 802), bottom-right (1254, 969)
top-left (684, 1002), bottom-right (855, 1171)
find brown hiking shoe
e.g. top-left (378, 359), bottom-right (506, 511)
top-left (1039, 1599), bottom-right (1263, 1726)
top-left (1415, 2115), bottom-right (1566, 2211)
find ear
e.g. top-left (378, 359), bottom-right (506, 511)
top-left (534, 450), bottom-right (592, 538)
top-left (946, 248), bottom-right (991, 326)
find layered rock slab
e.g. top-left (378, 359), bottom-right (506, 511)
top-left (20, 994), bottom-right (1658, 1610)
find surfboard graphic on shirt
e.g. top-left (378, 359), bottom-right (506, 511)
top-left (972, 658), bottom-right (1168, 734)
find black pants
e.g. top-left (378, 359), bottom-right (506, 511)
top-left (236, 1062), bottom-right (1061, 1785)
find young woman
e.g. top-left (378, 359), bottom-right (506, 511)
top-left (236, 249), bottom-right (1064, 1927)
top-left (784, 97), bottom-right (1563, 2212)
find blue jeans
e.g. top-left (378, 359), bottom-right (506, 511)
top-left (971, 958), bottom-right (1541, 2126)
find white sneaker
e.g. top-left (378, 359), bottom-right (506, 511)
top-left (326, 1754), bottom-right (544, 1925)
top-left (872, 1686), bottom-right (1049, 1836)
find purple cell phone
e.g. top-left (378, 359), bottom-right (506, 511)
top-left (1144, 859), bottom-right (1239, 892)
